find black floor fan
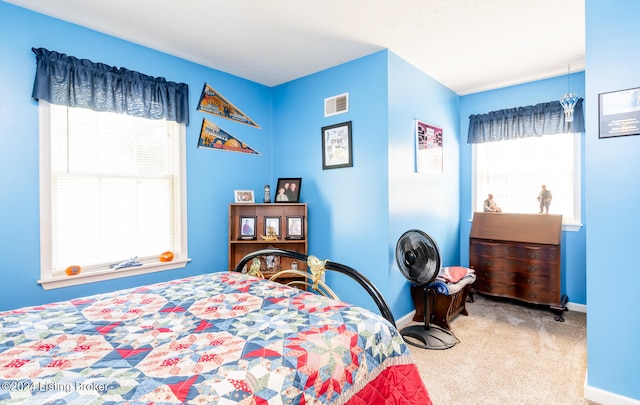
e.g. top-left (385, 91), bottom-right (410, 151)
top-left (396, 229), bottom-right (457, 350)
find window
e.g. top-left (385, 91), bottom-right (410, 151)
top-left (473, 132), bottom-right (581, 229)
top-left (39, 102), bottom-right (189, 289)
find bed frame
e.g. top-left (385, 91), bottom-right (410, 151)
top-left (234, 248), bottom-right (396, 328)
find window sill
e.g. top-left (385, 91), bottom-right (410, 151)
top-left (38, 258), bottom-right (191, 290)
top-left (562, 223), bottom-right (583, 232)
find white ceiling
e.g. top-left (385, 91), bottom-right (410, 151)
top-left (5, 0), bottom-right (585, 95)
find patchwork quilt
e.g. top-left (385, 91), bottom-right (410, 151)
top-left (0, 272), bottom-right (431, 404)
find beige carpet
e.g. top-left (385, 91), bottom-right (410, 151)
top-left (402, 294), bottom-right (591, 405)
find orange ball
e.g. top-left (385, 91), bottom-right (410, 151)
top-left (160, 251), bottom-right (174, 262)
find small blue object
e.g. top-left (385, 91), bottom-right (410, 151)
top-left (111, 256), bottom-right (143, 270)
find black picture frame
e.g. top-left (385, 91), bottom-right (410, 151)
top-left (274, 178), bottom-right (302, 203)
top-left (264, 216), bottom-right (281, 237)
top-left (286, 216), bottom-right (304, 239)
top-left (598, 87), bottom-right (640, 138)
top-left (239, 216), bottom-right (257, 239)
top-left (322, 121), bottom-right (353, 169)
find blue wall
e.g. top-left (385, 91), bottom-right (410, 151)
top-left (3, 1), bottom-right (637, 401)
top-left (271, 51), bottom-right (392, 312)
top-left (387, 52), bottom-right (462, 314)
top-left (0, 2), bottom-right (273, 308)
top-left (459, 73), bottom-right (587, 306)
top-left (270, 50), bottom-right (461, 317)
top-left (584, 0), bottom-right (640, 400)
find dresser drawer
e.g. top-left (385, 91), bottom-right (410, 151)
top-left (473, 279), bottom-right (517, 297)
top-left (471, 241), bottom-right (558, 262)
top-left (516, 283), bottom-right (560, 305)
top-left (514, 245), bottom-right (559, 263)
top-left (472, 264), bottom-right (516, 284)
top-left (510, 260), bottom-right (559, 279)
top-left (474, 277), bottom-right (560, 305)
top-left (471, 255), bottom-right (558, 278)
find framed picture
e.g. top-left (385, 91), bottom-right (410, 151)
top-left (274, 178), bottom-right (302, 203)
top-left (264, 216), bottom-right (281, 237)
top-left (286, 216), bottom-right (304, 239)
top-left (234, 190), bottom-right (255, 203)
top-left (415, 120), bottom-right (443, 173)
top-left (239, 216), bottom-right (257, 239)
top-left (322, 121), bottom-right (353, 169)
top-left (598, 87), bottom-right (640, 138)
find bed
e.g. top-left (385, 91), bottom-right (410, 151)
top-left (0, 249), bottom-right (431, 404)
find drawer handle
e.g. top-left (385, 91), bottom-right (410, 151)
top-left (528, 266), bottom-right (538, 272)
top-left (527, 279), bottom-right (537, 285)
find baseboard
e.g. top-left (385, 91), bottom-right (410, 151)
top-left (567, 301), bottom-right (586, 313)
top-left (396, 310), bottom-right (415, 328)
top-left (584, 372), bottom-right (640, 404)
top-left (399, 301), bottom-right (586, 326)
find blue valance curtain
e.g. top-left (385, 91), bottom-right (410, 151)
top-left (31, 48), bottom-right (189, 124)
top-left (467, 98), bottom-right (584, 144)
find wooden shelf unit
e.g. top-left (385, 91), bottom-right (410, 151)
top-left (228, 203), bottom-right (308, 275)
top-left (469, 212), bottom-right (568, 321)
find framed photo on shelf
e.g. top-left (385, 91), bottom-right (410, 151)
top-left (239, 216), bottom-right (257, 239)
top-left (274, 178), bottom-right (302, 203)
top-left (286, 216), bottom-right (304, 239)
top-left (264, 216), bottom-right (281, 237)
top-left (598, 87), bottom-right (640, 138)
top-left (234, 190), bottom-right (255, 203)
top-left (321, 121), bottom-right (353, 170)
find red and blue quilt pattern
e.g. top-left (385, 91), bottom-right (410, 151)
top-left (0, 272), bottom-right (430, 404)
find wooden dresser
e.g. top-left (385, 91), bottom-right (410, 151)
top-left (469, 212), bottom-right (568, 321)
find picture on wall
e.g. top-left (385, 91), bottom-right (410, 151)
top-left (598, 87), bottom-right (640, 138)
top-left (415, 120), bottom-right (443, 174)
top-left (321, 121), bottom-right (353, 170)
top-left (197, 83), bottom-right (260, 128)
top-left (198, 119), bottom-right (260, 155)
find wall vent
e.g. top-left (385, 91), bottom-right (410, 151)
top-left (324, 93), bottom-right (349, 117)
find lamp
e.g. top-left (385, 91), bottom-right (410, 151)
top-left (560, 64), bottom-right (578, 122)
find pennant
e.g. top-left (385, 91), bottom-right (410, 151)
top-left (197, 119), bottom-right (260, 155)
top-left (197, 83), bottom-right (260, 128)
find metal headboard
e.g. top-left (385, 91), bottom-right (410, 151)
top-left (233, 248), bottom-right (396, 328)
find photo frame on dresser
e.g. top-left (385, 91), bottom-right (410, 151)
top-left (239, 216), bottom-right (257, 240)
top-left (264, 216), bottom-right (281, 237)
top-left (274, 178), bottom-right (302, 203)
top-left (234, 190), bottom-right (255, 203)
top-left (285, 216), bottom-right (304, 239)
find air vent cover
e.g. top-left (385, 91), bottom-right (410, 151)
top-left (324, 93), bottom-right (349, 117)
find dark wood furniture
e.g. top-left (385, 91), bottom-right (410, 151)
top-left (469, 212), bottom-right (567, 321)
top-left (411, 284), bottom-right (472, 330)
top-left (228, 203), bottom-right (307, 282)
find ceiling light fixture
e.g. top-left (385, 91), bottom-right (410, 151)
top-left (560, 64), bottom-right (578, 123)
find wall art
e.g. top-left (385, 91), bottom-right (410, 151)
top-left (197, 83), bottom-right (260, 128)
